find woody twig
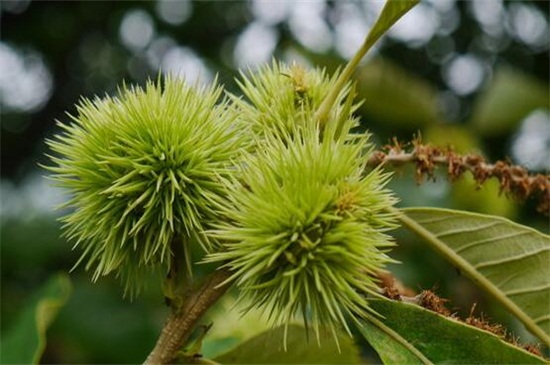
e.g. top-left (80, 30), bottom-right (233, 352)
top-left (367, 138), bottom-right (550, 215)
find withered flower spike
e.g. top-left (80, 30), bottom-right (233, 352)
top-left (367, 139), bottom-right (550, 215)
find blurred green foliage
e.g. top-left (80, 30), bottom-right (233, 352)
top-left (1, 0), bottom-right (548, 363)
top-left (1, 274), bottom-right (71, 364)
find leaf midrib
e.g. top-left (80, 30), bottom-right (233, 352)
top-left (392, 206), bottom-right (550, 347)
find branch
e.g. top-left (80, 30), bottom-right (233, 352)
top-left (367, 139), bottom-right (550, 215)
top-left (144, 268), bottom-right (233, 365)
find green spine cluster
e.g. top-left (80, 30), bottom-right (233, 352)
top-left (206, 63), bottom-right (398, 339)
top-left (231, 61), bottom-right (359, 142)
top-left (45, 78), bottom-right (244, 294)
top-left (207, 128), bottom-right (397, 340)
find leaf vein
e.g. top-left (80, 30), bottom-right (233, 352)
top-left (533, 314), bottom-right (550, 325)
top-left (474, 247), bottom-right (550, 270)
top-left (454, 231), bottom-right (530, 254)
top-left (434, 221), bottom-right (501, 238)
top-left (496, 272), bottom-right (521, 289)
top-left (504, 283), bottom-right (550, 297)
top-left (408, 214), bottom-right (457, 225)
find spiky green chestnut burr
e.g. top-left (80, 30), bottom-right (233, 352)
top-left (45, 78), bottom-right (245, 294)
top-left (232, 61), bottom-right (359, 142)
top-left (206, 125), bottom-right (398, 341)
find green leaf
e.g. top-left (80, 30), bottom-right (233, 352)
top-left (395, 207), bottom-right (550, 346)
top-left (358, 299), bottom-right (546, 364)
top-left (1, 273), bottom-right (72, 364)
top-left (213, 324), bottom-right (362, 364)
top-left (364, 0), bottom-right (420, 53)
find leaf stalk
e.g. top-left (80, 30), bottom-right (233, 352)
top-left (391, 206), bottom-right (550, 347)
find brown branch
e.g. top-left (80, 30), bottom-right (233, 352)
top-left (367, 138), bottom-right (550, 215)
top-left (144, 268), bottom-right (233, 365)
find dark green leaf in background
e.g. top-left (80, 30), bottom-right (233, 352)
top-left (471, 67), bottom-right (549, 136)
top-left (357, 58), bottom-right (440, 129)
top-left (1, 273), bottom-right (72, 364)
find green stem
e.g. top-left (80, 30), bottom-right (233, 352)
top-left (144, 268), bottom-right (233, 365)
top-left (314, 35), bottom-right (373, 128)
top-left (391, 206), bottom-right (550, 347)
top-left (163, 237), bottom-right (193, 310)
top-left (315, 0), bottom-right (419, 127)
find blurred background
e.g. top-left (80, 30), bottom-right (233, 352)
top-left (1, 0), bottom-right (548, 363)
